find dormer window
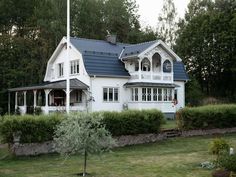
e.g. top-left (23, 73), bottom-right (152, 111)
top-left (141, 58), bottom-right (150, 71)
top-left (70, 60), bottom-right (79, 75)
top-left (58, 63), bottom-right (64, 77)
top-left (163, 60), bottom-right (172, 73)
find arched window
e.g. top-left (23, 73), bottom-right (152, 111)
top-left (141, 58), bottom-right (150, 71)
top-left (163, 60), bottom-right (172, 73)
top-left (152, 53), bottom-right (161, 72)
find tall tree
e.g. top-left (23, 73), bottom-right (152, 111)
top-left (157, 0), bottom-right (178, 47)
top-left (175, 0), bottom-right (236, 101)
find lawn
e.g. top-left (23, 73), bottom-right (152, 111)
top-left (0, 134), bottom-right (236, 177)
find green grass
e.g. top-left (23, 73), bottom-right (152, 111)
top-left (0, 134), bottom-right (236, 177)
top-left (161, 119), bottom-right (177, 130)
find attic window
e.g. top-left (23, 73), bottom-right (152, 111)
top-left (58, 63), bottom-right (64, 77)
top-left (70, 60), bottom-right (79, 75)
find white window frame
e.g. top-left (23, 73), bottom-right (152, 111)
top-left (103, 87), bottom-right (119, 102)
top-left (58, 63), bottom-right (64, 77)
top-left (70, 60), bottom-right (79, 75)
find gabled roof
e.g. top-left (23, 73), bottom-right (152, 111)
top-left (8, 79), bottom-right (88, 92)
top-left (120, 40), bottom-right (157, 59)
top-left (69, 37), bottom-right (188, 80)
top-left (82, 51), bottom-right (130, 77)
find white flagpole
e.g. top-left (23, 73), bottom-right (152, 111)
top-left (66, 0), bottom-right (70, 114)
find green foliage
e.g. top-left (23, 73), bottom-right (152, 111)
top-left (176, 104), bottom-right (236, 130)
top-left (218, 153), bottom-right (236, 172)
top-left (185, 77), bottom-right (204, 106)
top-left (100, 109), bottom-right (165, 136)
top-left (175, 0), bottom-right (236, 100)
top-left (209, 138), bottom-right (230, 156)
top-left (0, 114), bottom-right (62, 143)
top-left (54, 112), bottom-right (115, 176)
top-left (54, 112), bottom-right (115, 155)
top-left (158, 0), bottom-right (178, 47)
top-left (0, 110), bottom-right (165, 144)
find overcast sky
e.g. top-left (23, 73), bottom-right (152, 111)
top-left (136, 0), bottom-right (190, 29)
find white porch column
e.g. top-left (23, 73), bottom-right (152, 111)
top-left (33, 90), bottom-right (37, 108)
top-left (15, 92), bottom-right (18, 110)
top-left (138, 59), bottom-right (142, 80)
top-left (44, 89), bottom-right (51, 114)
top-left (150, 58), bottom-right (153, 80)
top-left (23, 91), bottom-right (27, 114)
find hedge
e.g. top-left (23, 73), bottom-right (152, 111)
top-left (176, 104), bottom-right (236, 130)
top-left (0, 114), bottom-right (62, 143)
top-left (0, 109), bottom-right (165, 143)
top-left (100, 109), bottom-right (165, 136)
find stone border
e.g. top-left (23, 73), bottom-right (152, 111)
top-left (9, 127), bottom-right (236, 156)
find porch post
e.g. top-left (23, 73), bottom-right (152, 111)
top-left (23, 91), bottom-right (27, 114)
top-left (33, 90), bottom-right (37, 108)
top-left (8, 92), bottom-right (10, 115)
top-left (138, 59), bottom-right (142, 80)
top-left (44, 89), bottom-right (50, 114)
top-left (15, 92), bottom-right (18, 110)
top-left (150, 57), bottom-right (153, 80)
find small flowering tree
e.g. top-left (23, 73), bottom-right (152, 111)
top-left (54, 112), bottom-right (115, 176)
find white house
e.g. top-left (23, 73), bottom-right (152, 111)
top-left (9, 35), bottom-right (189, 118)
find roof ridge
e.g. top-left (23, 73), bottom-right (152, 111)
top-left (123, 40), bottom-right (158, 48)
top-left (70, 36), bottom-right (129, 45)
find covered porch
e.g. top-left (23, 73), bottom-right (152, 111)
top-left (8, 79), bottom-right (90, 114)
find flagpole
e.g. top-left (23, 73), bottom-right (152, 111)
top-left (66, 0), bottom-right (70, 114)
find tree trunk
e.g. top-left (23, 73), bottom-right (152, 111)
top-left (83, 149), bottom-right (87, 176)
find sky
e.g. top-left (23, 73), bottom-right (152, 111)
top-left (136, 0), bottom-right (190, 29)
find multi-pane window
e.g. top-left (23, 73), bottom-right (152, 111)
top-left (131, 88), bottom-right (139, 101)
top-left (58, 63), bottom-right (64, 77)
top-left (133, 87), bottom-right (174, 102)
top-left (147, 88), bottom-right (152, 101)
top-left (163, 88), bottom-right (168, 101)
top-left (158, 88), bottom-right (162, 101)
top-left (142, 88), bottom-right (147, 101)
top-left (153, 88), bottom-right (157, 101)
top-left (103, 87), bottom-right (119, 102)
top-left (70, 60), bottom-right (79, 74)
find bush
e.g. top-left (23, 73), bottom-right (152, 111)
top-left (0, 114), bottom-right (63, 143)
top-left (0, 109), bottom-right (165, 143)
top-left (100, 109), bottom-right (165, 136)
top-left (209, 138), bottom-right (230, 156)
top-left (176, 104), bottom-right (236, 130)
top-left (218, 153), bottom-right (236, 172)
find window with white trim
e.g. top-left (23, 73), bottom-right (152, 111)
top-left (163, 88), bottom-right (168, 101)
top-left (153, 88), bottom-right (157, 101)
top-left (58, 63), bottom-right (64, 77)
top-left (158, 88), bottom-right (162, 101)
top-left (70, 60), bottom-right (79, 74)
top-left (131, 88), bottom-right (139, 101)
top-left (103, 87), bottom-right (119, 102)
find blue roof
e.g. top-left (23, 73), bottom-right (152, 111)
top-left (70, 37), bottom-right (188, 80)
top-left (82, 51), bottom-right (130, 77)
top-left (70, 37), bottom-right (126, 54)
top-left (121, 40), bottom-right (157, 58)
top-left (173, 62), bottom-right (189, 81)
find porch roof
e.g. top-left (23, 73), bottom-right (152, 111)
top-left (8, 79), bottom-right (89, 92)
top-left (124, 82), bottom-right (180, 88)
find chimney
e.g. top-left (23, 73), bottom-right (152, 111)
top-left (106, 34), bottom-right (117, 45)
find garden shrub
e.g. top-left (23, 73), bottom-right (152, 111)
top-left (218, 153), bottom-right (236, 172)
top-left (209, 138), bottom-right (230, 156)
top-left (176, 104), bottom-right (236, 130)
top-left (100, 109), bottom-right (165, 136)
top-left (0, 109), bottom-right (165, 143)
top-left (0, 114), bottom-right (63, 143)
